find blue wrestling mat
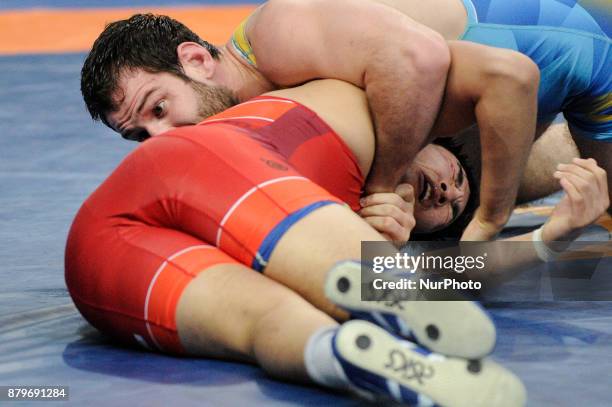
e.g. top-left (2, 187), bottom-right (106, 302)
top-left (1, 9), bottom-right (612, 407)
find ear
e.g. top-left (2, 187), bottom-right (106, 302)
top-left (177, 42), bottom-right (216, 82)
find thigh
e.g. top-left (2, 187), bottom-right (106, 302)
top-left (177, 260), bottom-right (335, 380)
top-left (265, 204), bottom-right (388, 319)
top-left (517, 122), bottom-right (579, 203)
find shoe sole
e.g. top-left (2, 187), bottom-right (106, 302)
top-left (325, 261), bottom-right (496, 358)
top-left (335, 320), bottom-right (526, 407)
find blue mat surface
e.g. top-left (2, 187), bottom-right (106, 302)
top-left (1, 52), bottom-right (612, 406)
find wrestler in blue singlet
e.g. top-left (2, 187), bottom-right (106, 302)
top-left (460, 0), bottom-right (611, 141)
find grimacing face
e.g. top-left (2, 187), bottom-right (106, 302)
top-left (402, 144), bottom-right (471, 233)
top-left (106, 69), bottom-right (237, 141)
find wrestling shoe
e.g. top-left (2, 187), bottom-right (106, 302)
top-left (334, 320), bottom-right (526, 407)
top-left (324, 260), bottom-right (495, 358)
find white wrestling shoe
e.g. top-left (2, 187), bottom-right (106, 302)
top-left (334, 320), bottom-right (526, 407)
top-left (325, 261), bottom-right (496, 359)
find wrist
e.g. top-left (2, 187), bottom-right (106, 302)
top-left (474, 208), bottom-right (510, 230)
top-left (541, 220), bottom-right (582, 245)
top-left (540, 221), bottom-right (557, 244)
top-left (532, 226), bottom-right (563, 262)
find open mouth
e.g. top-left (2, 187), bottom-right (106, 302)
top-left (418, 172), bottom-right (433, 203)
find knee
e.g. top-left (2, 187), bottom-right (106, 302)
top-left (250, 294), bottom-right (308, 348)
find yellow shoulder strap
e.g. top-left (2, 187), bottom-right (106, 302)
top-left (231, 16), bottom-right (258, 67)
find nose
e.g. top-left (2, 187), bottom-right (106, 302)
top-left (435, 181), bottom-right (462, 205)
top-left (145, 121), bottom-right (175, 138)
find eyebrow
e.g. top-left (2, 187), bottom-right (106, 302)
top-left (136, 87), bottom-right (157, 116)
top-left (456, 160), bottom-right (465, 186)
top-left (451, 201), bottom-right (461, 223)
top-left (449, 162), bottom-right (464, 223)
top-left (118, 87), bottom-right (157, 139)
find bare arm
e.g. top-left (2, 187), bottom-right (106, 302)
top-left (431, 41), bottom-right (540, 240)
top-left (470, 158), bottom-right (610, 285)
top-left (249, 0), bottom-right (450, 193)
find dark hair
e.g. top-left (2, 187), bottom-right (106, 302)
top-left (411, 138), bottom-right (480, 241)
top-left (81, 13), bottom-right (219, 124)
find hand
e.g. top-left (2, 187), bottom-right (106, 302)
top-left (359, 183), bottom-right (416, 244)
top-left (542, 158), bottom-right (609, 242)
top-left (461, 210), bottom-right (505, 241)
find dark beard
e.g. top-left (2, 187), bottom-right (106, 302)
top-left (189, 80), bottom-right (240, 120)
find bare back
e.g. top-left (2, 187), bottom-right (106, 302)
top-left (372, 0), bottom-right (467, 40)
top-left (265, 80), bottom-right (376, 178)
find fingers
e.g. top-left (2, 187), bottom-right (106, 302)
top-left (553, 170), bottom-right (588, 216)
top-left (557, 176), bottom-right (582, 207)
top-left (553, 169), bottom-right (590, 201)
top-left (359, 203), bottom-right (415, 237)
top-left (359, 202), bottom-right (409, 220)
top-left (571, 156), bottom-right (599, 170)
top-left (554, 164), bottom-right (593, 199)
top-left (557, 158), bottom-right (606, 196)
top-left (553, 158), bottom-right (609, 225)
top-left (360, 191), bottom-right (411, 212)
top-left (363, 215), bottom-right (411, 242)
top-left (570, 157), bottom-right (609, 202)
top-left (360, 185), bottom-right (415, 214)
top-left (360, 186), bottom-right (416, 242)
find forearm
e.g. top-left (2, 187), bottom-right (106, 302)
top-left (458, 226), bottom-right (569, 285)
top-left (458, 235), bottom-right (555, 286)
top-left (475, 58), bottom-right (539, 228)
top-left (365, 37), bottom-right (449, 193)
top-left (471, 223), bottom-right (576, 284)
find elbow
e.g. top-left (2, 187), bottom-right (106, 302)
top-left (420, 31), bottom-right (451, 75)
top-left (486, 51), bottom-right (540, 95)
top-left (399, 30), bottom-right (450, 82)
top-left (511, 53), bottom-right (540, 95)
top-left (476, 205), bottom-right (513, 230)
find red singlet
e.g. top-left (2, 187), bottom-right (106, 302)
top-left (65, 96), bottom-right (364, 353)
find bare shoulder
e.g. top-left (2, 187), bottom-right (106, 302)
top-left (265, 80), bottom-right (368, 122)
top-left (247, 0), bottom-right (320, 46)
top-left (245, 0), bottom-right (324, 83)
top-left (287, 80), bottom-right (366, 103)
top-left (245, 0), bottom-right (416, 85)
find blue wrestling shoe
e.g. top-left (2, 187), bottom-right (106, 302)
top-left (334, 320), bottom-right (526, 407)
top-left (325, 261), bottom-right (496, 359)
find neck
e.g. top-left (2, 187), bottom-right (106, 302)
top-left (216, 45), bottom-right (276, 102)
